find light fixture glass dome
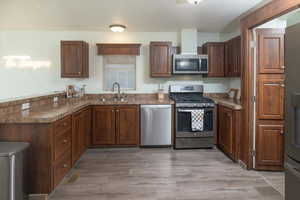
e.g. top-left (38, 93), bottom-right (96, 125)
top-left (187, 0), bottom-right (203, 4)
top-left (109, 24), bottom-right (126, 32)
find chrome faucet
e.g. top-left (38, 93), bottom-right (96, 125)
top-left (112, 82), bottom-right (121, 99)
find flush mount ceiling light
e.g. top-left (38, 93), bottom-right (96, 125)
top-left (109, 24), bottom-right (126, 32)
top-left (187, 0), bottom-right (203, 4)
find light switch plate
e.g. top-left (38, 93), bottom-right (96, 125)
top-left (22, 102), bottom-right (31, 110)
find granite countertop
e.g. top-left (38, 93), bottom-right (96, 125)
top-left (210, 97), bottom-right (242, 110)
top-left (0, 96), bottom-right (174, 124)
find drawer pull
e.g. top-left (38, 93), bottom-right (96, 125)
top-left (63, 140), bottom-right (68, 144)
top-left (63, 164), bottom-right (68, 168)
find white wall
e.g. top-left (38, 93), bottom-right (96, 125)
top-left (0, 30), bottom-right (230, 100)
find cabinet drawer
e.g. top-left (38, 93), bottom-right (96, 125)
top-left (53, 150), bottom-right (71, 187)
top-left (55, 116), bottom-right (72, 134)
top-left (54, 130), bottom-right (72, 161)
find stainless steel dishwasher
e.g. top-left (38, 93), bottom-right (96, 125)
top-left (141, 105), bottom-right (172, 147)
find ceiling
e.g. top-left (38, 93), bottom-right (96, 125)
top-left (0, 0), bottom-right (270, 32)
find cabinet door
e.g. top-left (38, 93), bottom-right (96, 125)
top-left (218, 106), bottom-right (233, 155)
top-left (203, 43), bottom-right (225, 77)
top-left (257, 74), bottom-right (285, 120)
top-left (116, 106), bottom-right (139, 145)
top-left (61, 41), bottom-right (89, 78)
top-left (256, 121), bottom-right (284, 170)
top-left (92, 106), bottom-right (116, 145)
top-left (72, 108), bottom-right (90, 164)
top-left (150, 42), bottom-right (172, 77)
top-left (257, 29), bottom-right (285, 74)
top-left (233, 36), bottom-right (241, 77)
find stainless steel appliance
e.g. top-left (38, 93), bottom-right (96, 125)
top-left (173, 54), bottom-right (209, 75)
top-left (0, 142), bottom-right (29, 200)
top-left (169, 85), bottom-right (216, 149)
top-left (285, 22), bottom-right (300, 200)
top-left (141, 105), bottom-right (172, 147)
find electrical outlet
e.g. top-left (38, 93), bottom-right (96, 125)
top-left (21, 103), bottom-right (31, 110)
top-left (53, 97), bottom-right (58, 103)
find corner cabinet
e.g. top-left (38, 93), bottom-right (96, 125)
top-left (61, 41), bottom-right (89, 78)
top-left (218, 105), bottom-right (241, 161)
top-left (92, 105), bottom-right (140, 146)
top-left (225, 36), bottom-right (241, 77)
top-left (150, 42), bottom-right (172, 77)
top-left (202, 42), bottom-right (225, 77)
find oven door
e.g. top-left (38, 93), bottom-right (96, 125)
top-left (176, 107), bottom-right (215, 137)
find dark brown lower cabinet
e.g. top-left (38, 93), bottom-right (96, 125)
top-left (255, 120), bottom-right (284, 171)
top-left (92, 105), bottom-right (139, 146)
top-left (72, 107), bottom-right (91, 165)
top-left (0, 107), bottom-right (92, 195)
top-left (218, 105), bottom-right (241, 161)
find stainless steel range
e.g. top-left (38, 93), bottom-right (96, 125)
top-left (169, 85), bottom-right (216, 149)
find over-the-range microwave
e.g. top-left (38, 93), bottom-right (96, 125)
top-left (173, 54), bottom-right (209, 75)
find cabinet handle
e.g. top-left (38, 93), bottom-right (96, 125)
top-left (63, 140), bottom-right (68, 144)
top-left (112, 110), bottom-right (114, 113)
top-left (280, 84), bottom-right (285, 88)
top-left (63, 164), bottom-right (68, 168)
top-left (280, 130), bottom-right (284, 135)
top-left (116, 110), bottom-right (119, 112)
top-left (281, 66), bottom-right (285, 69)
top-left (78, 72), bottom-right (81, 75)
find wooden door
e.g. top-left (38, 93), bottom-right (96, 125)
top-left (257, 74), bottom-right (285, 120)
top-left (218, 106), bottom-right (233, 156)
top-left (257, 29), bottom-right (285, 74)
top-left (92, 106), bottom-right (116, 145)
top-left (116, 106), bottom-right (139, 145)
top-left (72, 108), bottom-right (90, 164)
top-left (203, 43), bottom-right (225, 77)
top-left (61, 41), bottom-right (89, 78)
top-left (150, 42), bottom-right (172, 77)
top-left (256, 121), bottom-right (284, 170)
top-left (234, 36), bottom-right (241, 76)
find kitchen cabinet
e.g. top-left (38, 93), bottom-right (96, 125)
top-left (61, 41), bottom-right (89, 78)
top-left (202, 42), bottom-right (225, 77)
top-left (218, 105), bottom-right (241, 161)
top-left (72, 107), bottom-right (91, 164)
top-left (0, 108), bottom-right (92, 194)
top-left (255, 120), bottom-right (284, 171)
top-left (150, 42), bottom-right (172, 77)
top-left (257, 29), bottom-right (285, 74)
top-left (257, 74), bottom-right (285, 120)
top-left (92, 105), bottom-right (139, 146)
top-left (92, 106), bottom-right (116, 145)
top-left (225, 36), bottom-right (241, 77)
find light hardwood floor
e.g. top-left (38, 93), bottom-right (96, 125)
top-left (49, 148), bottom-right (284, 200)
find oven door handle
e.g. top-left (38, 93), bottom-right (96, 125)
top-left (178, 109), bottom-right (198, 113)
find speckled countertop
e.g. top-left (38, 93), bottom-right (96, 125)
top-left (0, 96), bottom-right (174, 124)
top-left (210, 97), bottom-right (242, 110)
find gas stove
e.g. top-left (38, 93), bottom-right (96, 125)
top-left (169, 85), bottom-right (216, 149)
top-left (169, 85), bottom-right (215, 108)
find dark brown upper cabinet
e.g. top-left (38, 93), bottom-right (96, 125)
top-left (61, 41), bottom-right (89, 78)
top-left (97, 43), bottom-right (141, 55)
top-left (202, 42), bottom-right (225, 77)
top-left (225, 36), bottom-right (241, 77)
top-left (257, 29), bottom-right (285, 74)
top-left (150, 41), bottom-right (172, 77)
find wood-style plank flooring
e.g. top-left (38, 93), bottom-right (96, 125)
top-left (49, 148), bottom-right (284, 200)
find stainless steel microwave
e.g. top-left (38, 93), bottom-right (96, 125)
top-left (173, 54), bottom-right (209, 75)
